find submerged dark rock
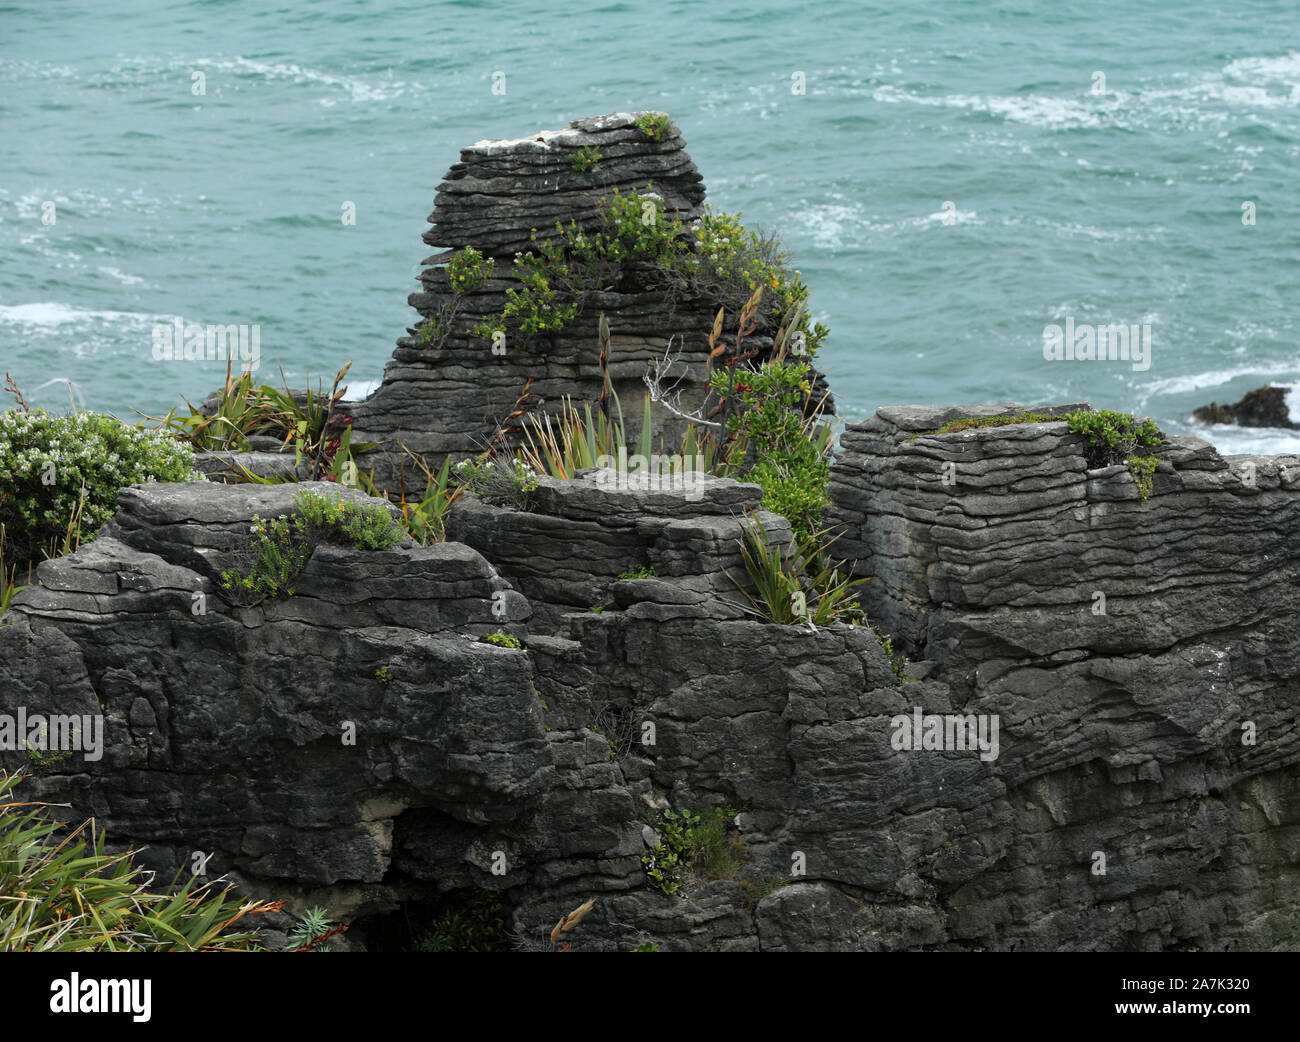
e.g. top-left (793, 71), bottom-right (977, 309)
top-left (1193, 384), bottom-right (1298, 429)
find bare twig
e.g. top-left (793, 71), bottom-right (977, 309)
top-left (642, 334), bottom-right (723, 429)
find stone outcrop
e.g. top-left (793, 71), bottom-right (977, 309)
top-left (1193, 384), bottom-right (1298, 429)
top-left (342, 113), bottom-right (829, 494)
top-left (446, 470), bottom-right (769, 631)
top-left (5, 404), bottom-right (1300, 950)
top-left (4, 115), bottom-right (1299, 953)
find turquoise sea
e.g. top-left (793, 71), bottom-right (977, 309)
top-left (3, 0), bottom-right (1299, 452)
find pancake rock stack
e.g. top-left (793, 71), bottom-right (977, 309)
top-left (6, 404), bottom-right (1300, 949)
top-left (345, 112), bottom-right (824, 493)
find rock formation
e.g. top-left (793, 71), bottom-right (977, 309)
top-left (343, 112), bottom-right (830, 494)
top-left (1193, 384), bottom-right (1298, 429)
top-left (5, 400), bottom-right (1299, 950)
top-left (4, 117), bottom-right (1297, 952)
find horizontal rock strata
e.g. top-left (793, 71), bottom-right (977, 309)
top-left (6, 415), bottom-right (1299, 949)
top-left (343, 112), bottom-right (830, 495)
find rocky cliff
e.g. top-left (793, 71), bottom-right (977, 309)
top-left (3, 114), bottom-right (1297, 951)
top-left (5, 400), bottom-right (1298, 950)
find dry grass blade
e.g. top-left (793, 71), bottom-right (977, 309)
top-left (4, 373), bottom-right (30, 412)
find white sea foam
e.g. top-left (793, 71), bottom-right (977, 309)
top-left (0, 301), bottom-right (163, 327)
top-left (182, 56), bottom-right (425, 103)
top-left (799, 202), bottom-right (866, 248)
top-left (1007, 216), bottom-right (1164, 243)
top-left (795, 198), bottom-right (979, 248)
top-left (98, 266), bottom-right (147, 287)
top-left (1137, 362), bottom-right (1300, 402)
top-left (342, 378), bottom-right (381, 401)
top-left (0, 58), bottom-right (79, 81)
top-left (871, 84), bottom-right (1121, 129)
top-left (1287, 383), bottom-right (1300, 424)
top-left (1182, 419), bottom-right (1300, 457)
top-left (870, 52), bottom-right (1300, 135)
top-left (1222, 52), bottom-right (1300, 90)
top-left (12, 188), bottom-right (163, 220)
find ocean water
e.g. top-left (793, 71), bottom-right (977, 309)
top-left (3, 0), bottom-right (1300, 453)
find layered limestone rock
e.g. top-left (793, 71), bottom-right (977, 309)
top-left (343, 112), bottom-right (829, 494)
top-left (446, 469), bottom-right (774, 630)
top-left (822, 401), bottom-right (1300, 948)
top-left (5, 421), bottom-right (1300, 951)
top-left (828, 401), bottom-right (1300, 679)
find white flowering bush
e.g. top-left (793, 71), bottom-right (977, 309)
top-left (454, 455), bottom-right (539, 510)
top-left (0, 408), bottom-right (200, 566)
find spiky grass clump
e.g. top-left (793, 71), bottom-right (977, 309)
top-left (0, 771), bottom-right (279, 951)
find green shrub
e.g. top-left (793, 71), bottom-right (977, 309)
top-left (467, 190), bottom-right (826, 357)
top-left (417, 318), bottom-right (447, 347)
top-left (1065, 408), bottom-right (1164, 504)
top-left (586, 190), bottom-right (688, 273)
top-left (693, 209), bottom-right (829, 355)
top-left (0, 407), bottom-right (198, 568)
top-left (480, 630), bottom-right (523, 649)
top-left (738, 875), bottom-right (791, 909)
top-left (617, 564), bottom-right (656, 580)
top-left (24, 722), bottom-right (75, 771)
top-left (1065, 409), bottom-right (1162, 463)
top-left (569, 145), bottom-right (602, 172)
top-left (146, 361), bottom-right (366, 484)
top-left (499, 252), bottom-right (582, 337)
top-left (446, 245), bottom-right (494, 295)
top-left (633, 111), bottom-right (674, 142)
top-left (687, 810), bottom-right (749, 882)
top-left (293, 488), bottom-right (406, 550)
top-left (876, 630), bottom-right (913, 684)
top-left (416, 890), bottom-right (506, 952)
top-left (748, 455), bottom-right (829, 540)
top-left (470, 191), bottom-right (689, 346)
top-left (0, 770), bottom-right (277, 951)
top-left (712, 361), bottom-right (831, 542)
top-left (642, 806), bottom-right (747, 896)
top-left (284, 906), bottom-right (343, 952)
top-left (1126, 453), bottom-right (1159, 503)
top-left (219, 489), bottom-right (404, 604)
top-left (220, 513), bottom-right (309, 603)
top-left (420, 247), bottom-right (496, 348)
